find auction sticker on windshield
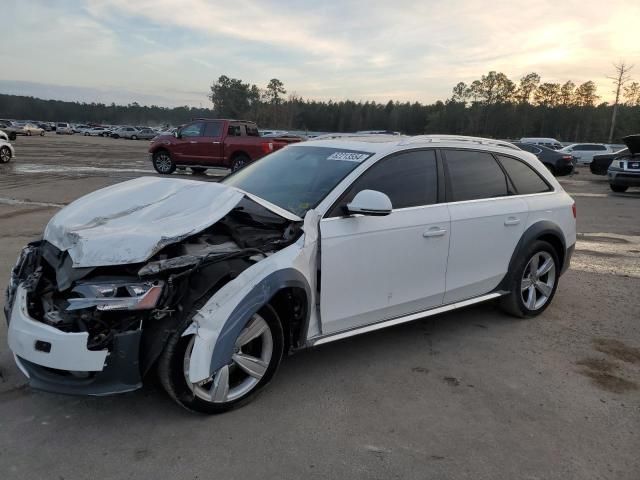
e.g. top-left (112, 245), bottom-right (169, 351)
top-left (327, 152), bottom-right (371, 162)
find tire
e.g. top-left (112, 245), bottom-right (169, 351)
top-left (152, 150), bottom-right (176, 174)
top-left (191, 167), bottom-right (207, 174)
top-left (26, 131), bottom-right (31, 136)
top-left (9, 132), bottom-right (16, 141)
top-left (610, 184), bottom-right (628, 193)
top-left (131, 135), bottom-right (138, 140)
top-left (499, 240), bottom-right (560, 318)
top-left (231, 154), bottom-right (250, 172)
top-left (40, 131), bottom-right (45, 136)
top-left (0, 146), bottom-right (11, 163)
top-left (158, 303), bottom-right (284, 414)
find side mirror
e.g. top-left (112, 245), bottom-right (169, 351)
top-left (174, 130), bottom-right (181, 139)
top-left (346, 190), bottom-right (392, 216)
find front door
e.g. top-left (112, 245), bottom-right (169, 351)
top-left (173, 121), bottom-right (206, 164)
top-left (319, 149), bottom-right (450, 334)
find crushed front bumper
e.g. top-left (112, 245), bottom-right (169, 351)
top-left (7, 285), bottom-right (142, 396)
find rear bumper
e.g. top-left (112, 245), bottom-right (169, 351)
top-left (7, 285), bottom-right (142, 396)
top-left (561, 244), bottom-right (574, 276)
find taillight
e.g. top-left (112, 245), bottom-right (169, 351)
top-left (261, 142), bottom-right (274, 154)
top-left (572, 202), bottom-right (576, 219)
top-left (562, 155), bottom-right (573, 161)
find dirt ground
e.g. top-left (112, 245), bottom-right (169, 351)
top-left (0, 134), bottom-right (638, 480)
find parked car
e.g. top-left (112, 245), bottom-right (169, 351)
top-left (23, 123), bottom-right (45, 136)
top-left (0, 139), bottom-right (15, 163)
top-left (110, 126), bottom-right (138, 139)
top-left (0, 130), bottom-right (9, 142)
top-left (55, 123), bottom-right (74, 135)
top-left (131, 127), bottom-right (157, 140)
top-left (590, 148), bottom-right (629, 175)
top-left (84, 127), bottom-right (109, 136)
top-left (0, 121), bottom-right (18, 140)
top-left (5, 134), bottom-right (576, 413)
top-left (513, 143), bottom-right (575, 176)
top-left (520, 137), bottom-right (563, 150)
top-left (608, 134), bottom-right (640, 192)
top-left (559, 143), bottom-right (610, 165)
top-left (149, 119), bottom-right (299, 174)
top-left (73, 125), bottom-right (91, 134)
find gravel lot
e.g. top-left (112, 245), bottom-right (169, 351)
top-left (0, 134), bottom-right (639, 480)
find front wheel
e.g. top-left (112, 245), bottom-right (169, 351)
top-left (158, 305), bottom-right (284, 414)
top-left (500, 240), bottom-right (559, 318)
top-left (610, 184), bottom-right (628, 193)
top-left (152, 150), bottom-right (176, 174)
top-left (0, 146), bottom-right (11, 163)
top-left (26, 131), bottom-right (32, 136)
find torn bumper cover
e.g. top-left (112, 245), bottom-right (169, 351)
top-left (8, 286), bottom-right (142, 395)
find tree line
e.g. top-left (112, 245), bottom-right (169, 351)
top-left (2, 70), bottom-right (639, 142)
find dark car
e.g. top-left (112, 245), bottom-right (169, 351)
top-left (0, 120), bottom-right (18, 141)
top-left (608, 135), bottom-right (640, 192)
top-left (513, 143), bottom-right (574, 176)
top-left (590, 148), bottom-right (629, 175)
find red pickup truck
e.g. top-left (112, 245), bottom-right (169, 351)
top-left (148, 118), bottom-right (298, 174)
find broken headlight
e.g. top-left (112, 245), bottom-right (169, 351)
top-left (66, 281), bottom-right (164, 311)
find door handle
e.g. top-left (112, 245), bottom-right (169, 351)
top-left (504, 216), bottom-right (520, 226)
top-left (212, 141), bottom-right (221, 144)
top-left (189, 141), bottom-right (197, 144)
top-left (423, 227), bottom-right (447, 238)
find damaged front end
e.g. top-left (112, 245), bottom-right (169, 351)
top-left (5, 194), bottom-right (302, 396)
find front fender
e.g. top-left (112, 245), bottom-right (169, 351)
top-left (187, 210), bottom-right (319, 383)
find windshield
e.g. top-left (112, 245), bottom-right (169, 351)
top-left (222, 145), bottom-right (373, 217)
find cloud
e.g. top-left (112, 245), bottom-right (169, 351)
top-left (1, 0), bottom-right (638, 106)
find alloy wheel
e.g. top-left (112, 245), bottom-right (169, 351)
top-left (183, 313), bottom-right (273, 403)
top-left (154, 152), bottom-right (173, 173)
top-left (520, 251), bottom-right (556, 310)
top-left (0, 147), bottom-right (10, 163)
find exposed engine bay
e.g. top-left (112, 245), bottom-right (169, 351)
top-left (5, 196), bottom-right (303, 379)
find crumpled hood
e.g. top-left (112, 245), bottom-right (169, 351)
top-left (44, 177), bottom-right (245, 268)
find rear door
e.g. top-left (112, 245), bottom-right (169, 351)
top-left (442, 149), bottom-right (528, 303)
top-left (320, 149), bottom-right (450, 334)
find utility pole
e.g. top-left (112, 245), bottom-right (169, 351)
top-left (607, 62), bottom-right (633, 143)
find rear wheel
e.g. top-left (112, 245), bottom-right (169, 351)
top-left (26, 131), bottom-right (32, 136)
top-left (40, 131), bottom-right (45, 136)
top-left (610, 184), bottom-right (628, 193)
top-left (158, 305), bottom-right (284, 414)
top-left (500, 240), bottom-right (559, 318)
top-left (0, 146), bottom-right (11, 163)
top-left (231, 154), bottom-right (250, 172)
top-left (191, 167), bottom-right (207, 174)
top-left (152, 150), bottom-right (176, 174)
top-left (131, 135), bottom-right (138, 140)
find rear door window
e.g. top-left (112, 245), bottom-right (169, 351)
top-left (444, 149), bottom-right (509, 201)
top-left (496, 155), bottom-right (551, 195)
top-left (203, 122), bottom-right (222, 137)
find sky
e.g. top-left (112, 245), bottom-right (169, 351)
top-left (2, 0), bottom-right (639, 107)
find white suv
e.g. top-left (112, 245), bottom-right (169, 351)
top-left (5, 135), bottom-right (576, 413)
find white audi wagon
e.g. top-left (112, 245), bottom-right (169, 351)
top-left (6, 135), bottom-right (576, 413)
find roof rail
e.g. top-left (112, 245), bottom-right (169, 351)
top-left (310, 133), bottom-right (404, 141)
top-left (399, 135), bottom-right (519, 150)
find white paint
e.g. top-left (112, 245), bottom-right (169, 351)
top-left (7, 286), bottom-right (108, 371)
top-left (319, 204), bottom-right (450, 333)
top-left (43, 177), bottom-right (244, 267)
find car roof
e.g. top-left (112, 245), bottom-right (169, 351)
top-left (302, 134), bottom-right (521, 156)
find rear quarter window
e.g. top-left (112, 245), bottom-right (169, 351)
top-left (497, 155), bottom-right (551, 195)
